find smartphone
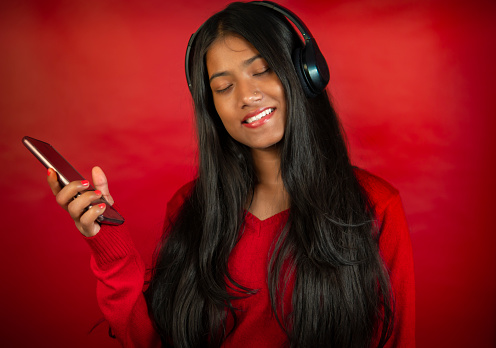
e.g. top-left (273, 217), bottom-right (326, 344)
top-left (22, 136), bottom-right (125, 225)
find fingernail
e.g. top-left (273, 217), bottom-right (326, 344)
top-left (94, 190), bottom-right (101, 195)
top-left (81, 180), bottom-right (89, 186)
top-left (98, 203), bottom-right (106, 209)
top-left (47, 168), bottom-right (52, 176)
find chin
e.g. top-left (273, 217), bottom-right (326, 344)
top-left (248, 139), bottom-right (283, 151)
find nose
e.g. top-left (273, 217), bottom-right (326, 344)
top-left (238, 79), bottom-right (262, 108)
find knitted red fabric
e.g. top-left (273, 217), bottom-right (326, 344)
top-left (84, 168), bottom-right (415, 347)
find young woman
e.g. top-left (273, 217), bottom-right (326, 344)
top-left (47, 2), bottom-right (414, 347)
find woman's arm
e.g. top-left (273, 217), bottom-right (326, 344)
top-left (47, 166), bottom-right (161, 347)
top-left (85, 224), bottom-right (161, 347)
top-left (377, 192), bottom-right (416, 347)
top-left (354, 168), bottom-right (415, 347)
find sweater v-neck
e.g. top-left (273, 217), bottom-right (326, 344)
top-left (243, 209), bottom-right (289, 228)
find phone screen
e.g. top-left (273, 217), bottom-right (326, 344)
top-left (23, 136), bottom-right (125, 225)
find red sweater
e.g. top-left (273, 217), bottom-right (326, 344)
top-left (84, 169), bottom-right (415, 347)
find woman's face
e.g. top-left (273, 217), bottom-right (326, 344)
top-left (206, 35), bottom-right (287, 151)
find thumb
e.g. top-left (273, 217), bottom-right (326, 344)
top-left (92, 166), bottom-right (114, 205)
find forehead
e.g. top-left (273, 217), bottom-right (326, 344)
top-left (206, 35), bottom-right (260, 71)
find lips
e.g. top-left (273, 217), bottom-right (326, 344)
top-left (242, 107), bottom-right (275, 128)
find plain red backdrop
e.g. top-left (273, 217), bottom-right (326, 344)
top-left (1, 0), bottom-right (495, 346)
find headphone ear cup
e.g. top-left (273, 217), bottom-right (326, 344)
top-left (303, 39), bottom-right (330, 95)
top-left (292, 47), bottom-right (318, 98)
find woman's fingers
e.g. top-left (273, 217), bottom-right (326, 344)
top-left (77, 202), bottom-right (106, 237)
top-left (47, 167), bottom-right (111, 237)
top-left (65, 186), bottom-right (105, 237)
top-left (92, 166), bottom-right (114, 205)
top-left (55, 180), bottom-right (91, 211)
top-left (47, 168), bottom-right (62, 195)
top-left (67, 190), bottom-right (103, 221)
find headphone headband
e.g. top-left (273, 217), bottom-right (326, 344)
top-left (250, 1), bottom-right (312, 41)
top-left (185, 1), bottom-right (329, 98)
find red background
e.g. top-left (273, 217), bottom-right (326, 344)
top-left (1, 0), bottom-right (495, 346)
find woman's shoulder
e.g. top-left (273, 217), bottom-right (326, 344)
top-left (169, 180), bottom-right (195, 204)
top-left (353, 167), bottom-right (400, 216)
top-left (165, 180), bottom-right (196, 222)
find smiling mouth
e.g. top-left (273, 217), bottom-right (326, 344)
top-left (242, 108), bottom-right (275, 124)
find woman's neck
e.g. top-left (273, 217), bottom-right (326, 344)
top-left (251, 147), bottom-right (283, 187)
top-left (248, 147), bottom-right (289, 220)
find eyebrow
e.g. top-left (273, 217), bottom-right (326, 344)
top-left (209, 54), bottom-right (263, 83)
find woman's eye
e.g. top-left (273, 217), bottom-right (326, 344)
top-left (216, 84), bottom-right (232, 94)
top-left (254, 67), bottom-right (270, 76)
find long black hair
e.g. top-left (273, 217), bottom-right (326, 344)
top-left (145, 2), bottom-right (394, 347)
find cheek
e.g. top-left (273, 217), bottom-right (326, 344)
top-left (269, 79), bottom-right (286, 107)
top-left (212, 98), bottom-right (229, 123)
top-left (212, 99), bottom-right (238, 135)
top-left (274, 86), bottom-right (287, 122)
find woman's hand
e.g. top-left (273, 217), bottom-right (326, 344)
top-left (47, 166), bottom-right (115, 237)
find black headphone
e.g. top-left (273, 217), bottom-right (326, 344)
top-left (184, 1), bottom-right (330, 98)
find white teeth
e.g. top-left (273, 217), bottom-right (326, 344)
top-left (245, 108), bottom-right (274, 124)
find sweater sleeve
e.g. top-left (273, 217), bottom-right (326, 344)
top-left (83, 182), bottom-right (194, 347)
top-left (84, 224), bottom-right (161, 348)
top-left (354, 168), bottom-right (415, 347)
top-left (376, 192), bottom-right (416, 347)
